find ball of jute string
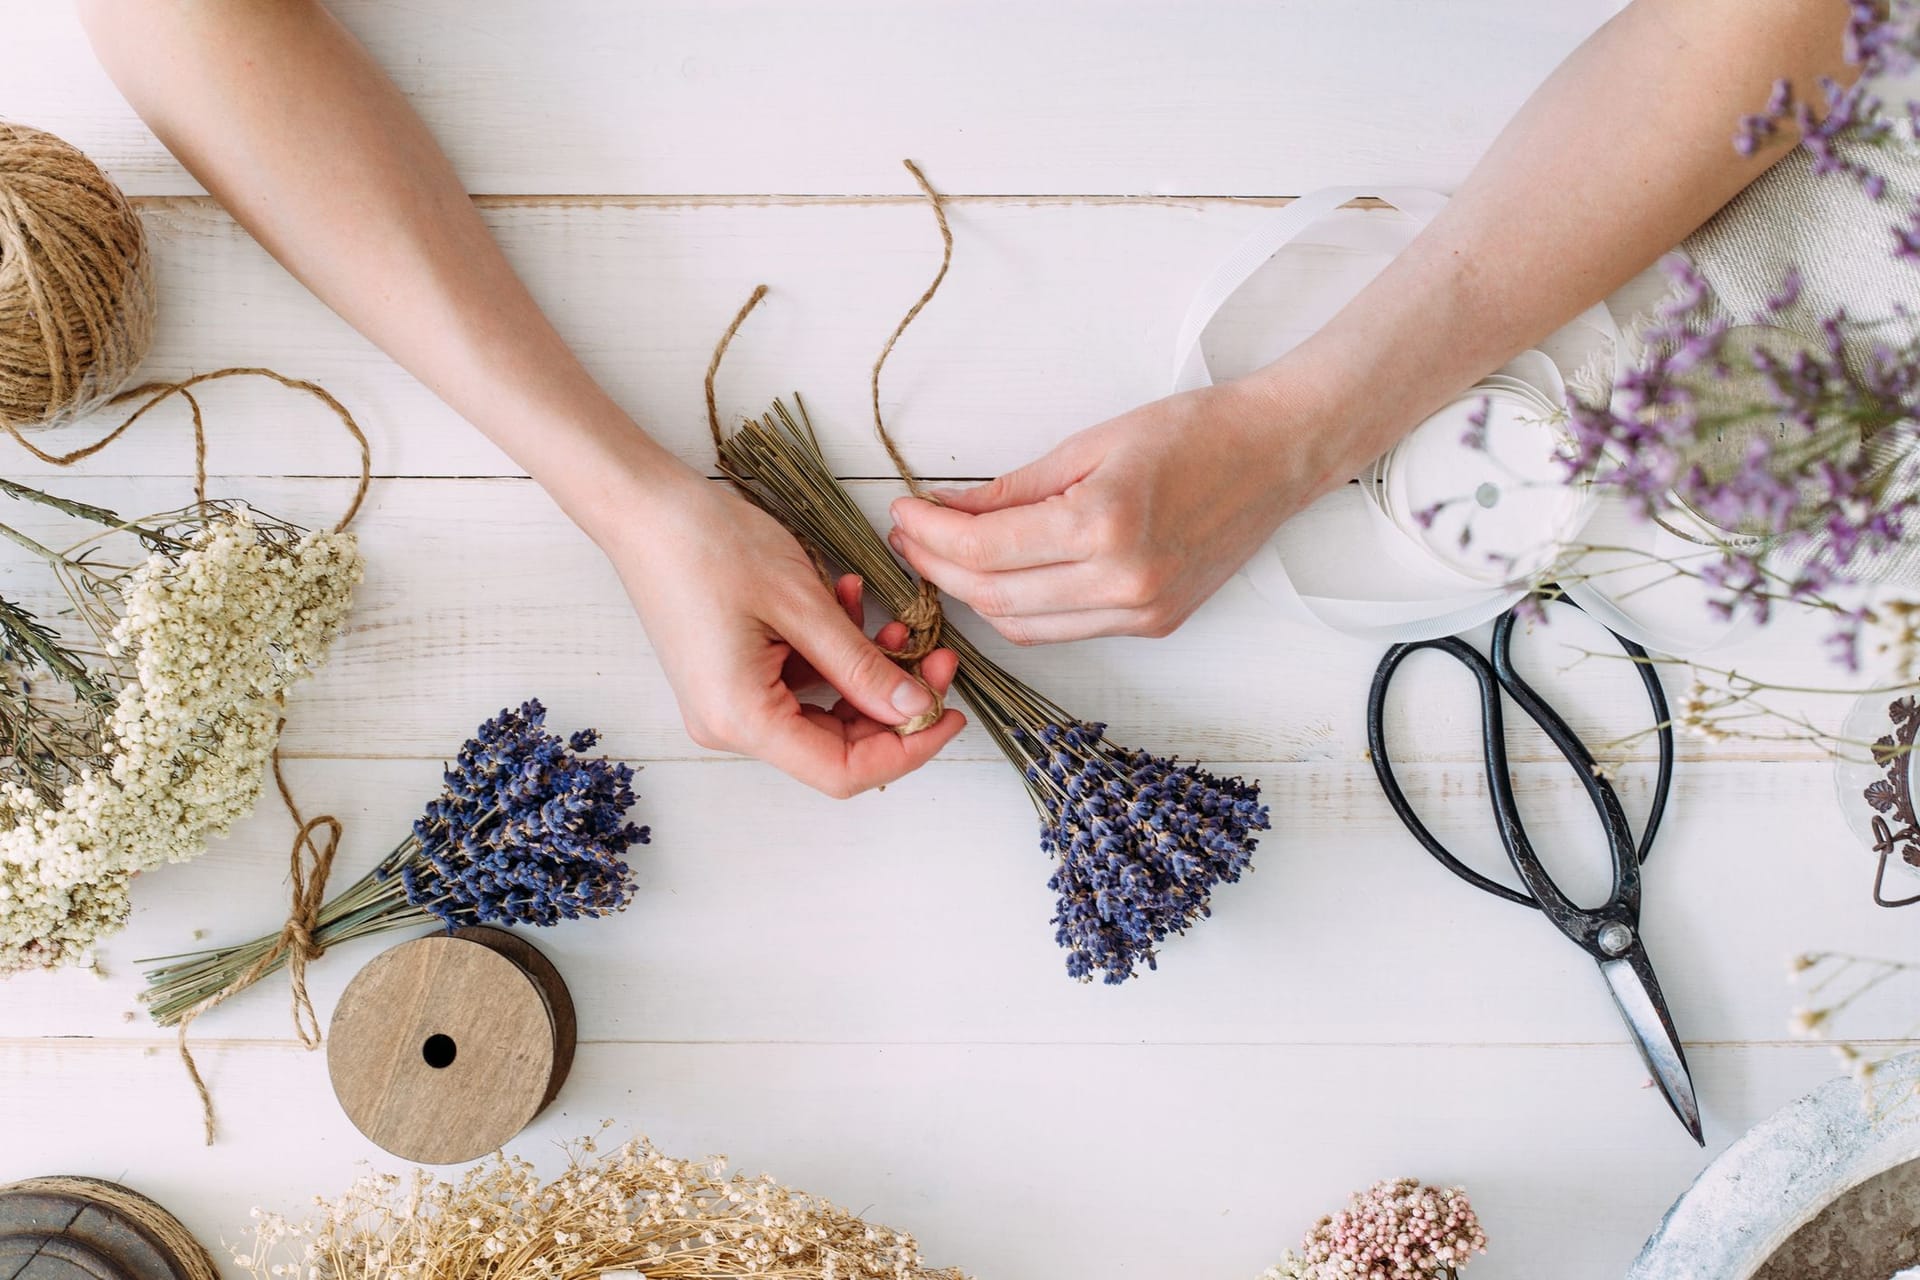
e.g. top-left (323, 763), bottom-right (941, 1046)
top-left (0, 120), bottom-right (155, 431)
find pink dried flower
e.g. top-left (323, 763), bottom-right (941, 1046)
top-left (1294, 1178), bottom-right (1488, 1280)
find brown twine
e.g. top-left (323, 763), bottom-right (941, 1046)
top-left (0, 121), bottom-right (155, 431)
top-left (870, 158), bottom-right (952, 504)
top-left (174, 733), bottom-right (341, 1145)
top-left (865, 157), bottom-right (958, 677)
top-left (704, 267), bottom-right (946, 731)
top-left (3, 365), bottom-right (372, 533)
top-left (2, 1176), bottom-right (220, 1280)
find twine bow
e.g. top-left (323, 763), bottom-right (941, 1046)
top-left (173, 742), bottom-right (343, 1143)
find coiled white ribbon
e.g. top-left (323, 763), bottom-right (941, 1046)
top-left (1173, 186), bottom-right (1635, 644)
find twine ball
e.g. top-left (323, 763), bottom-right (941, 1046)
top-left (0, 120), bottom-right (154, 431)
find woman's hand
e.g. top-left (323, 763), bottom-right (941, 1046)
top-left (602, 464), bottom-right (965, 797)
top-left (886, 373), bottom-right (1347, 645)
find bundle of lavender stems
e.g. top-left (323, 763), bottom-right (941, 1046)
top-left (140, 700), bottom-right (646, 1027)
top-left (717, 398), bottom-right (1269, 983)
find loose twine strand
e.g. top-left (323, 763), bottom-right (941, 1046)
top-left (2, 1176), bottom-right (220, 1280)
top-left (3, 366), bottom-right (371, 1142)
top-left (703, 160), bottom-right (956, 732)
top-left (4, 365), bottom-right (372, 533)
top-left (173, 736), bottom-right (342, 1145)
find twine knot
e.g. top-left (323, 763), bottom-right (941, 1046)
top-left (880, 580), bottom-right (945, 735)
top-left (883, 579), bottom-right (945, 663)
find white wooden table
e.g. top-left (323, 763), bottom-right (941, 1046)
top-left (4, 5), bottom-right (1913, 1278)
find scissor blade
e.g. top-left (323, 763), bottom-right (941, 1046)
top-left (1600, 957), bottom-right (1704, 1146)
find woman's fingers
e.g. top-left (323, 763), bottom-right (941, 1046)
top-left (757, 702), bottom-right (967, 798)
top-left (888, 527), bottom-right (1140, 618)
top-left (923, 433), bottom-right (1100, 514)
top-left (983, 608), bottom-right (1164, 646)
top-left (888, 493), bottom-right (1089, 573)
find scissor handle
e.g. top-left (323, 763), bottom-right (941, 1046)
top-left (1367, 634), bottom-right (1539, 908)
top-left (1488, 603), bottom-right (1673, 868)
top-left (1366, 594), bottom-right (1677, 947)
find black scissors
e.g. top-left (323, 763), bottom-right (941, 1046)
top-left (1365, 592), bottom-right (1701, 1145)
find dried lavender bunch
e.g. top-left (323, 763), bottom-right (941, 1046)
top-left (140, 698), bottom-right (647, 1025)
top-left (235, 1129), bottom-right (968, 1280)
top-left (1262, 1179), bottom-right (1488, 1280)
top-left (717, 398), bottom-right (1269, 984)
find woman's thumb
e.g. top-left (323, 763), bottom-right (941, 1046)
top-left (784, 592), bottom-right (935, 727)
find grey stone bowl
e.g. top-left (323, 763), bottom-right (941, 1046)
top-left (1629, 1051), bottom-right (1920, 1280)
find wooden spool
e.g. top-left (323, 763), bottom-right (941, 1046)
top-left (0, 1177), bottom-right (216, 1280)
top-left (327, 925), bottom-right (576, 1165)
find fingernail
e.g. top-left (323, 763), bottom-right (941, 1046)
top-left (887, 529), bottom-right (905, 552)
top-left (928, 486), bottom-right (965, 503)
top-left (891, 678), bottom-right (934, 717)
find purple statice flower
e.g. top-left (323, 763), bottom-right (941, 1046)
top-left (1738, 74), bottom-right (1891, 194)
top-left (1564, 245), bottom-right (1920, 643)
top-left (1735, 78), bottom-right (1795, 157)
top-left (1848, 0), bottom-right (1920, 77)
top-left (1896, 202), bottom-right (1920, 262)
top-left (1826, 606), bottom-right (1873, 672)
top-left (1764, 266), bottom-right (1804, 315)
top-left (1459, 395), bottom-right (1492, 450)
top-left (386, 699), bottom-right (649, 929)
top-left (1022, 721), bottom-right (1269, 984)
top-left (1739, 6), bottom-right (1920, 212)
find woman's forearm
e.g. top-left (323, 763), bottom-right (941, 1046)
top-left (75, 0), bottom-right (679, 542)
top-left (1272, 0), bottom-right (1859, 490)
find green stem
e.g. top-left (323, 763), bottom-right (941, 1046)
top-left (0, 594), bottom-right (111, 705)
top-left (0, 477), bottom-right (127, 529)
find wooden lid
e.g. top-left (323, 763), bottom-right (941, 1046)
top-left (327, 927), bottom-right (575, 1165)
top-left (0, 1178), bottom-right (215, 1280)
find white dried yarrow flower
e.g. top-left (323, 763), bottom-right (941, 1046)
top-left (0, 511), bottom-right (361, 973)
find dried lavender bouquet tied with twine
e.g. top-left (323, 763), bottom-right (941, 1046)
top-left (707, 161), bottom-right (1269, 984)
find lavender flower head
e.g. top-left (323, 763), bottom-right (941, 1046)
top-left (387, 699), bottom-right (649, 929)
top-left (1024, 721), bottom-right (1269, 984)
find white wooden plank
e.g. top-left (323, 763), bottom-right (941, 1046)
top-left (1, 758), bottom-right (1900, 1047)
top-left (0, 1037), bottom-right (1856, 1280)
top-left (5, 199), bottom-right (1470, 482)
top-left (14, 200), bottom-right (1672, 483)
top-left (0, 475), bottom-right (1862, 764)
top-left (9, 2), bottom-right (1619, 198)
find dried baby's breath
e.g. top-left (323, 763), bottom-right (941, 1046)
top-left (0, 505), bottom-right (360, 972)
top-left (237, 1134), bottom-right (967, 1280)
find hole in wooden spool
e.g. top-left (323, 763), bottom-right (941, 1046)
top-left (422, 1033), bottom-right (457, 1069)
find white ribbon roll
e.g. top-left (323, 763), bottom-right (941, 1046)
top-left (1173, 187), bottom-right (1627, 644)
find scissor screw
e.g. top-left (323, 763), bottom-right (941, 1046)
top-left (1598, 922), bottom-right (1634, 956)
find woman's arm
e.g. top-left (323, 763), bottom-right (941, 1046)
top-left (79, 0), bottom-right (962, 796)
top-left (888, 0), bottom-right (1859, 645)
